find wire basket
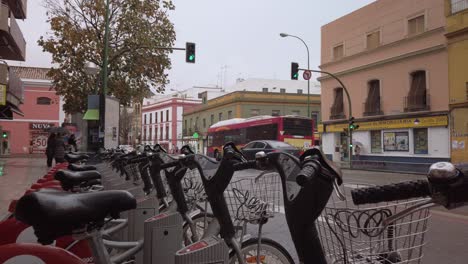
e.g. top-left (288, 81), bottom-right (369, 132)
top-left (123, 163), bottom-right (142, 185)
top-left (224, 172), bottom-right (282, 224)
top-left (317, 183), bottom-right (431, 264)
top-left (182, 168), bottom-right (207, 206)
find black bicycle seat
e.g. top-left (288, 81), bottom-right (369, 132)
top-left (65, 153), bottom-right (89, 163)
top-left (15, 190), bottom-right (136, 245)
top-left (54, 170), bottom-right (101, 191)
top-left (67, 163), bottom-right (97, 171)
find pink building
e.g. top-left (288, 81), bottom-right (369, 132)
top-left (319, 0), bottom-right (449, 172)
top-left (0, 67), bottom-right (66, 154)
top-left (141, 96), bottom-right (199, 152)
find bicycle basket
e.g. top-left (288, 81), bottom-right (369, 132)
top-left (317, 183), bottom-right (430, 264)
top-left (224, 172), bottom-right (282, 224)
top-left (182, 168), bottom-right (207, 204)
top-left (123, 163), bottom-right (142, 185)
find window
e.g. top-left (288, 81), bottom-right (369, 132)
top-left (203, 118), bottom-right (206, 128)
top-left (228, 111), bottom-right (233, 119)
top-left (291, 110), bottom-right (300, 116)
top-left (155, 126), bottom-right (158, 141)
top-left (414, 128), bottom-right (428, 154)
top-left (311, 112), bottom-right (319, 130)
top-left (149, 126), bottom-right (152, 142)
top-left (371, 130), bottom-right (382, 153)
top-left (37, 97), bottom-right (52, 105)
top-left (406, 71), bottom-right (428, 111)
top-left (155, 113), bottom-right (158, 123)
top-left (218, 112), bottom-right (223, 121)
top-left (297, 89), bottom-right (303, 94)
top-left (366, 31), bottom-right (380, 49)
top-left (280, 88), bottom-right (286, 93)
top-left (160, 111), bottom-right (163, 122)
top-left (272, 110), bottom-right (280, 116)
top-left (143, 128), bottom-right (146, 141)
top-left (250, 109), bottom-right (260, 117)
top-left (144, 114), bottom-right (147, 124)
top-left (383, 132), bottom-right (409, 151)
top-left (166, 126), bottom-right (169, 140)
top-left (149, 113), bottom-right (152, 124)
top-left (166, 110), bottom-right (169, 122)
top-left (190, 118), bottom-right (193, 129)
top-left (408, 15), bottom-right (425, 35)
top-left (210, 114), bottom-right (214, 125)
top-left (364, 80), bottom-right (382, 116)
top-left (333, 44), bottom-right (344, 60)
top-left (160, 126), bottom-right (163, 140)
top-left (330, 88), bottom-right (345, 119)
top-left (262, 88), bottom-right (268, 93)
top-left (184, 120), bottom-right (187, 131)
top-left (452, 0), bottom-right (468, 14)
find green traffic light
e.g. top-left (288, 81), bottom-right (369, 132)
top-left (189, 55), bottom-right (195, 61)
top-left (350, 144), bottom-right (353, 147)
top-left (2, 132), bottom-right (6, 138)
top-left (293, 74), bottom-right (298, 78)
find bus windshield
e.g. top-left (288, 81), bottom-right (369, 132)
top-left (283, 118), bottom-right (313, 137)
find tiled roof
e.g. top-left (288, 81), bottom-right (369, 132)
top-left (10, 66), bottom-right (52, 80)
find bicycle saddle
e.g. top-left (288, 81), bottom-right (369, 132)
top-left (67, 163), bottom-right (97, 171)
top-left (54, 170), bottom-right (101, 191)
top-left (15, 190), bottom-right (136, 245)
top-left (65, 153), bottom-right (89, 163)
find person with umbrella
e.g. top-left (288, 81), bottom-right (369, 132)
top-left (45, 133), bottom-right (56, 167)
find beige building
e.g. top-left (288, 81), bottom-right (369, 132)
top-left (319, 0), bottom-right (449, 172)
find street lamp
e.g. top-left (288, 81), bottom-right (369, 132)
top-left (280, 33), bottom-right (310, 118)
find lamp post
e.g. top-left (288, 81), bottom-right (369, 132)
top-left (280, 33), bottom-right (310, 118)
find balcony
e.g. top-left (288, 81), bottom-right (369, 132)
top-left (329, 106), bottom-right (345, 120)
top-left (451, 0), bottom-right (468, 14)
top-left (363, 97), bottom-right (384, 116)
top-left (6, 0), bottom-right (27, 19)
top-left (0, 3), bottom-right (26, 61)
top-left (404, 94), bottom-right (430, 112)
top-left (0, 63), bottom-right (23, 105)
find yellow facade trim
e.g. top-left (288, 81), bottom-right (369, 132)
top-left (324, 115), bottom-right (448, 133)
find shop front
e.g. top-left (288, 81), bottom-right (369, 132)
top-left (321, 115), bottom-right (450, 173)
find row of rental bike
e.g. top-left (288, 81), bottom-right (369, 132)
top-left (0, 142), bottom-right (467, 264)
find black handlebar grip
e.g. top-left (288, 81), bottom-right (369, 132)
top-left (351, 180), bottom-right (431, 205)
top-left (296, 164), bottom-right (319, 187)
top-left (233, 160), bottom-right (257, 171)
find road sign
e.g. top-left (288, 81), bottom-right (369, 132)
top-left (303, 70), bottom-right (312, 81)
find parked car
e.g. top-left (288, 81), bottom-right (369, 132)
top-left (240, 140), bottom-right (300, 160)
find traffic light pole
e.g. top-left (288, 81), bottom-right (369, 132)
top-left (299, 68), bottom-right (354, 168)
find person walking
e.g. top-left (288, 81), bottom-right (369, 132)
top-left (68, 133), bottom-right (77, 152)
top-left (54, 133), bottom-right (66, 163)
top-left (45, 133), bottom-right (56, 167)
top-left (354, 144), bottom-right (361, 160)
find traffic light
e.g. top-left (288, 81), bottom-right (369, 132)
top-left (291, 62), bottom-right (299, 80)
top-left (349, 117), bottom-right (359, 130)
top-left (186, 42), bottom-right (196, 63)
top-left (2, 132), bottom-right (7, 138)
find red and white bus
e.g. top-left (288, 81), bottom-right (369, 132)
top-left (207, 115), bottom-right (315, 158)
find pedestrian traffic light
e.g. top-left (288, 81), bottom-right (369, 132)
top-left (291, 62), bottom-right (299, 80)
top-left (2, 132), bottom-right (6, 138)
top-left (349, 117), bottom-right (359, 130)
top-left (186, 42), bottom-right (196, 63)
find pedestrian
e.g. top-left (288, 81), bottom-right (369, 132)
top-left (54, 133), bottom-right (66, 163)
top-left (46, 133), bottom-right (56, 167)
top-left (354, 144), bottom-right (361, 160)
top-left (68, 133), bottom-right (77, 152)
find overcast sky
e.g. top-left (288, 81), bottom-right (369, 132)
top-left (11, 0), bottom-right (375, 92)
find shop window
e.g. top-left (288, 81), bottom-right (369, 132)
top-left (371, 130), bottom-right (382, 153)
top-left (37, 97), bottom-right (51, 105)
top-left (333, 44), bottom-right (344, 60)
top-left (383, 131), bottom-right (409, 151)
top-left (414, 128), bottom-right (428, 154)
top-left (408, 15), bottom-right (425, 36)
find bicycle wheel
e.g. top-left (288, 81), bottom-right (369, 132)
top-left (229, 237), bottom-right (294, 264)
top-left (182, 212), bottom-right (214, 246)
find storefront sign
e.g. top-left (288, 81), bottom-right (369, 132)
top-left (0, 84), bottom-right (6, 106)
top-left (383, 132), bottom-right (409, 151)
top-left (30, 123), bottom-right (55, 130)
top-left (325, 115), bottom-right (447, 133)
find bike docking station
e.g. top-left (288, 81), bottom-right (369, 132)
top-left (143, 211), bottom-right (183, 264)
top-left (175, 236), bottom-right (229, 264)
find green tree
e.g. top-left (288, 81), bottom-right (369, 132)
top-left (39, 0), bottom-right (176, 113)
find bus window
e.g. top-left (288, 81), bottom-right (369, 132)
top-left (283, 118), bottom-right (313, 137)
top-left (245, 124), bottom-right (277, 142)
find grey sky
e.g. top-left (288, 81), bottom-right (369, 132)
top-left (12, 0), bottom-right (375, 92)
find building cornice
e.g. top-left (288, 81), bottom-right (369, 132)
top-left (317, 44), bottom-right (446, 81)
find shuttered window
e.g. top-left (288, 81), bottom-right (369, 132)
top-left (333, 44), bottom-right (344, 60)
top-left (367, 31), bottom-right (380, 49)
top-left (408, 15), bottom-right (425, 35)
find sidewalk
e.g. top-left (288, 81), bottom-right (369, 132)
top-left (0, 156), bottom-right (48, 217)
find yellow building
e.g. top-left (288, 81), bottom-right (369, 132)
top-left (446, 0), bottom-right (468, 167)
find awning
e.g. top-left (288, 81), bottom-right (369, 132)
top-left (83, 109), bottom-right (99, 120)
top-left (0, 102), bottom-right (24, 119)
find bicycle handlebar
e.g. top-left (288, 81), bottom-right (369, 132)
top-left (351, 180), bottom-right (430, 205)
